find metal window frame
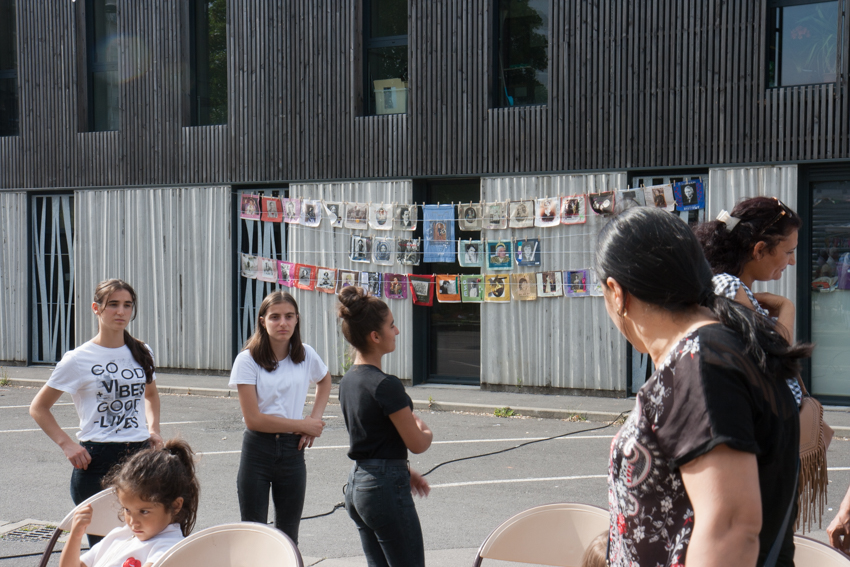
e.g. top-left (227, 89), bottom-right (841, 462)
top-left (362, 0), bottom-right (409, 116)
top-left (84, 0), bottom-right (119, 132)
top-left (492, 0), bottom-right (552, 109)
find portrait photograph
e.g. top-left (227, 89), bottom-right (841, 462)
top-left (536, 271), bottom-right (564, 297)
top-left (315, 267), bottom-right (337, 293)
top-left (643, 184), bottom-right (675, 212)
top-left (240, 194), bottom-right (261, 220)
top-left (336, 269), bottom-right (359, 292)
top-left (360, 272), bottom-right (382, 297)
top-left (300, 199), bottom-right (322, 227)
top-left (261, 197), bottom-right (283, 223)
top-left (515, 238), bottom-right (540, 267)
top-left (369, 203), bottom-right (394, 230)
top-left (383, 273), bottom-right (408, 300)
top-left (513, 273), bottom-right (537, 301)
top-left (535, 197), bottom-right (560, 227)
top-left (409, 275), bottom-right (434, 306)
top-left (294, 264), bottom-right (316, 291)
top-left (486, 240), bottom-right (513, 270)
top-left (350, 235), bottom-right (372, 263)
top-left (509, 200), bottom-right (535, 229)
top-left (397, 239), bottom-right (421, 266)
top-left (258, 257), bottom-right (278, 283)
top-left (673, 179), bottom-right (705, 212)
top-left (240, 253), bottom-right (259, 279)
top-left (423, 204), bottom-right (455, 263)
top-left (484, 201), bottom-right (507, 230)
top-left (565, 269), bottom-right (589, 297)
top-left (484, 274), bottom-right (511, 303)
top-left (278, 261), bottom-right (295, 287)
top-left (324, 201), bottom-right (344, 228)
top-left (372, 237), bottom-right (395, 266)
top-left (394, 204), bottom-right (417, 231)
top-left (460, 275), bottom-right (484, 303)
top-left (344, 202), bottom-right (368, 229)
top-left (560, 195), bottom-right (587, 225)
top-left (458, 239), bottom-right (482, 268)
top-left (458, 203), bottom-right (483, 231)
top-left (436, 274), bottom-right (461, 303)
top-left (283, 198), bottom-right (301, 224)
top-left (589, 191), bottom-right (615, 215)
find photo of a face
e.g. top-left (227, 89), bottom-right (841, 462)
top-left (513, 273), bottom-right (537, 301)
top-left (302, 202), bottom-right (319, 225)
top-left (509, 200), bottom-right (534, 228)
top-left (278, 261), bottom-right (295, 287)
top-left (240, 195), bottom-right (261, 220)
top-left (350, 235), bottom-right (372, 263)
top-left (516, 238), bottom-right (540, 267)
top-left (682, 184), bottom-right (696, 205)
top-left (652, 187), bottom-right (667, 207)
top-left (384, 274), bottom-right (408, 299)
top-left (294, 264), bottom-right (316, 291)
top-left (458, 239), bottom-right (482, 268)
top-left (344, 203), bottom-right (368, 229)
top-left (395, 205), bottom-right (416, 230)
top-left (458, 203), bottom-right (483, 231)
top-left (560, 195), bottom-right (586, 225)
top-left (536, 198), bottom-right (559, 226)
top-left (360, 272), bottom-right (382, 297)
top-left (466, 244), bottom-right (478, 264)
top-left (460, 275), bottom-right (483, 303)
top-left (325, 202), bottom-right (343, 227)
top-left (283, 198), bottom-right (301, 223)
top-left (258, 257), bottom-right (278, 282)
top-left (432, 221), bottom-right (447, 241)
top-left (565, 269), bottom-right (590, 297)
top-left (486, 240), bottom-right (512, 270)
top-left (398, 239), bottom-right (420, 266)
top-left (316, 268), bottom-right (336, 293)
top-left (484, 275), bottom-right (510, 303)
top-left (337, 270), bottom-right (359, 292)
top-left (486, 202), bottom-right (507, 229)
top-left (536, 271), bottom-right (563, 297)
top-left (240, 253), bottom-right (258, 279)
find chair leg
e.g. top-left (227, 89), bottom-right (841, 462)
top-left (38, 528), bottom-right (63, 567)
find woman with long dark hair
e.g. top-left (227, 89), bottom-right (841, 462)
top-left (599, 207), bottom-right (809, 567)
top-left (229, 290), bottom-right (331, 545)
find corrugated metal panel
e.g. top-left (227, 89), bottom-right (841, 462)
top-left (288, 181), bottom-right (413, 380)
top-left (480, 173), bottom-right (629, 392)
top-left (707, 166), bottom-right (798, 307)
top-left (75, 186), bottom-right (232, 371)
top-left (0, 191), bottom-right (27, 362)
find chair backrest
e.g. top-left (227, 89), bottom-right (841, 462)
top-left (794, 535), bottom-right (850, 566)
top-left (150, 522), bottom-right (304, 567)
top-left (474, 502), bottom-right (609, 567)
top-left (56, 488), bottom-right (123, 537)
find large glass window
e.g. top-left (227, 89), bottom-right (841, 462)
top-left (189, 0), bottom-right (228, 126)
top-left (768, 0), bottom-right (839, 87)
top-left (496, 0), bottom-right (549, 107)
top-left (0, 0), bottom-right (18, 136)
top-left (364, 0), bottom-right (408, 116)
top-left (86, 0), bottom-right (119, 131)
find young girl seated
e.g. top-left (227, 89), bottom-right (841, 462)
top-left (60, 439), bottom-right (200, 567)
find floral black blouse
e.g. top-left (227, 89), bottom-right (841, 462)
top-left (607, 324), bottom-right (799, 567)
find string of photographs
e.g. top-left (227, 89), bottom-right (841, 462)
top-left (240, 257), bottom-right (604, 306)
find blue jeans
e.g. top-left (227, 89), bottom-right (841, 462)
top-left (345, 460), bottom-right (424, 567)
top-left (236, 430), bottom-right (307, 545)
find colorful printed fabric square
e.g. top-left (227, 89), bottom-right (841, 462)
top-left (486, 240), bottom-right (513, 270)
top-left (423, 204), bottom-right (456, 263)
top-left (258, 257), bottom-right (279, 282)
top-left (278, 261), bottom-right (296, 287)
top-left (643, 184), bottom-right (675, 211)
top-left (240, 194), bottom-right (261, 220)
top-left (460, 275), bottom-right (484, 303)
top-left (484, 201), bottom-right (507, 230)
top-left (436, 275), bottom-right (461, 303)
top-left (535, 198), bottom-right (560, 227)
top-left (565, 269), bottom-right (590, 297)
top-left (589, 191), bottom-right (615, 215)
top-left (536, 271), bottom-right (563, 297)
top-left (337, 269), bottom-right (359, 292)
top-left (369, 203), bottom-right (394, 230)
top-left (397, 239), bottom-right (421, 266)
top-left (409, 274), bottom-right (435, 306)
top-left (240, 253), bottom-right (259, 279)
top-left (560, 195), bottom-right (587, 225)
top-left (394, 204), bottom-right (417, 231)
top-left (458, 203), bottom-right (483, 231)
top-left (513, 273), bottom-right (537, 301)
top-left (360, 272), bottom-right (382, 297)
top-left (372, 237), bottom-right (395, 266)
top-left (294, 264), bottom-right (316, 291)
top-left (344, 202), bottom-right (368, 229)
top-left (350, 235), bottom-right (372, 263)
top-left (384, 273), bottom-right (408, 299)
top-left (484, 274), bottom-right (510, 302)
top-left (324, 201), bottom-right (344, 228)
top-left (509, 200), bottom-right (535, 228)
top-left (283, 198), bottom-right (301, 223)
top-left (261, 197), bottom-right (283, 223)
top-left (315, 267), bottom-right (337, 293)
top-left (458, 239), bottom-right (483, 267)
top-left (300, 200), bottom-right (322, 227)
top-left (515, 238), bottom-right (540, 267)
top-left (673, 179), bottom-right (704, 211)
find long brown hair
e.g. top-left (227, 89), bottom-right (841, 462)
top-left (244, 291), bottom-right (306, 371)
top-left (93, 279), bottom-right (155, 384)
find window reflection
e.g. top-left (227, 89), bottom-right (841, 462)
top-left (768, 1), bottom-right (838, 87)
top-left (497, 0), bottom-right (549, 107)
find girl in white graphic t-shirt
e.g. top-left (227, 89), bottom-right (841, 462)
top-left (30, 279), bottom-right (162, 544)
top-left (59, 438), bottom-right (200, 567)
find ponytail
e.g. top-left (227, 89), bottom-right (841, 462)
top-left (124, 330), bottom-right (155, 384)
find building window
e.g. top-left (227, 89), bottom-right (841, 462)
top-left (0, 0), bottom-right (18, 137)
top-left (768, 0), bottom-right (839, 87)
top-left (364, 0), bottom-right (408, 116)
top-left (86, 0), bottom-right (119, 131)
top-left (189, 0), bottom-right (228, 126)
top-left (496, 0), bottom-right (549, 107)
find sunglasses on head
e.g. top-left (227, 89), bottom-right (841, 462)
top-left (755, 198), bottom-right (794, 237)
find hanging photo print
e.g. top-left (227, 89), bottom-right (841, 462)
top-left (409, 274), bottom-right (435, 306)
top-left (588, 268), bottom-right (604, 297)
top-left (458, 203), bottom-right (483, 231)
top-left (460, 275), bottom-right (484, 303)
top-left (240, 253), bottom-right (259, 279)
top-left (240, 194), bottom-right (261, 220)
top-left (618, 188), bottom-right (646, 207)
top-left (486, 240), bottom-right (513, 270)
top-left (294, 264), bottom-right (316, 291)
top-left (673, 179), bottom-right (705, 211)
top-left (436, 274), bottom-right (461, 303)
top-left (513, 273), bottom-right (537, 301)
top-left (315, 267), bottom-right (337, 293)
top-left (423, 204), bottom-right (455, 263)
top-left (458, 239), bottom-right (482, 267)
top-left (278, 261), bottom-right (295, 287)
top-left (350, 235), bottom-right (372, 264)
top-left (324, 201), bottom-right (344, 228)
top-left (565, 269), bottom-right (590, 297)
top-left (283, 198), bottom-right (301, 224)
top-left (536, 271), bottom-right (564, 297)
top-left (395, 204), bottom-right (417, 231)
top-left (258, 257), bottom-right (279, 283)
top-left (589, 191), bottom-right (615, 215)
top-left (300, 199), bottom-right (322, 227)
top-left (643, 184), bottom-right (675, 212)
top-left (344, 202), bottom-right (368, 229)
top-left (560, 195), bottom-right (587, 225)
top-left (397, 238), bottom-right (421, 266)
top-left (372, 237), bottom-right (395, 266)
top-left (261, 197), bottom-right (283, 223)
top-left (515, 238), bottom-right (541, 267)
top-left (336, 270), bottom-right (359, 292)
top-left (535, 197), bottom-right (560, 227)
top-left (484, 274), bottom-right (511, 303)
top-left (360, 272), bottom-right (382, 297)
top-left (383, 273), bottom-right (408, 299)
top-left (484, 201), bottom-right (507, 230)
top-left (509, 200), bottom-right (535, 229)
top-left (368, 203), bottom-right (394, 230)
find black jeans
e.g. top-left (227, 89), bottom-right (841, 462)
top-left (236, 430), bottom-right (307, 545)
top-left (345, 460), bottom-right (424, 567)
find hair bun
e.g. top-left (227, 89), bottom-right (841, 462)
top-left (337, 286), bottom-right (368, 319)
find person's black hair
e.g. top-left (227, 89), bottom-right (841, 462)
top-left (596, 207), bottom-right (811, 380)
top-left (337, 286), bottom-right (390, 355)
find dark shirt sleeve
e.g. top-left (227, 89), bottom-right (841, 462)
top-left (374, 375), bottom-right (413, 416)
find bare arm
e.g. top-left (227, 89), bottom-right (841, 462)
top-left (828, 484), bottom-right (850, 553)
top-left (58, 504), bottom-right (92, 567)
top-left (680, 444), bottom-right (762, 567)
top-left (388, 407), bottom-right (433, 454)
top-left (300, 373), bottom-right (333, 449)
top-left (236, 384), bottom-right (325, 436)
top-left (29, 385), bottom-right (91, 470)
top-left (753, 292), bottom-right (795, 343)
top-left (144, 381), bottom-right (163, 449)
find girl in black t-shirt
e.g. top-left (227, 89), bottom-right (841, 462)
top-left (337, 286), bottom-right (432, 567)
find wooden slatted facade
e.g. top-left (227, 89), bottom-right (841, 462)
top-left (1, 0), bottom-right (849, 188)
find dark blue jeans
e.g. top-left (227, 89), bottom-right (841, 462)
top-left (345, 460), bottom-right (424, 567)
top-left (236, 430), bottom-right (307, 545)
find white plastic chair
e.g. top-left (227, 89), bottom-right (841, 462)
top-left (39, 488), bottom-right (123, 567)
top-left (472, 502), bottom-right (609, 567)
top-left (150, 522), bottom-right (304, 567)
top-left (794, 534), bottom-right (850, 566)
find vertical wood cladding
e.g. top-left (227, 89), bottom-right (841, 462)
top-left (1, 0), bottom-right (849, 189)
